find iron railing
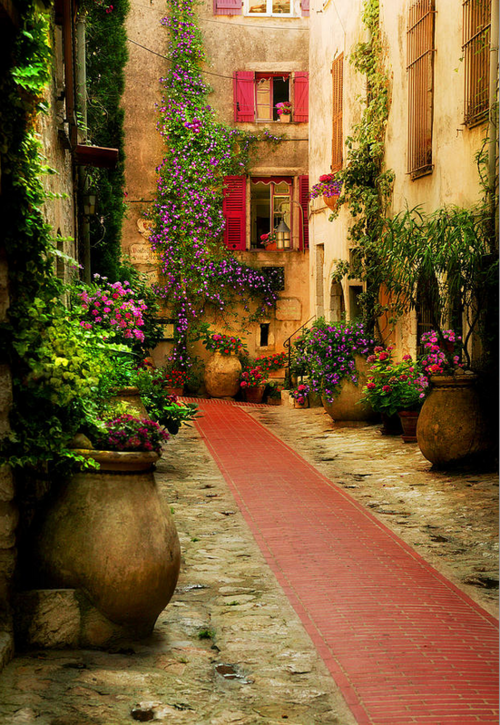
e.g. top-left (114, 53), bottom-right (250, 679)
top-left (283, 315), bottom-right (315, 387)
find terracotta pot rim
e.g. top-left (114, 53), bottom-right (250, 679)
top-left (430, 373), bottom-right (477, 386)
top-left (398, 409), bottom-right (420, 417)
top-left (72, 449), bottom-right (160, 472)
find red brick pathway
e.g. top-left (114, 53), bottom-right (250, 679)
top-left (194, 400), bottom-right (499, 725)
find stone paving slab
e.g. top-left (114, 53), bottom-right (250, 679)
top-left (0, 420), bottom-right (355, 725)
top-left (194, 400), bottom-right (499, 725)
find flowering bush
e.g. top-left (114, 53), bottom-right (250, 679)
top-left (160, 369), bottom-right (187, 389)
top-left (202, 331), bottom-right (246, 356)
top-left (293, 319), bottom-right (373, 402)
top-left (240, 366), bottom-right (268, 388)
top-left (276, 101), bottom-right (292, 116)
top-left (420, 330), bottom-right (462, 375)
top-left (360, 346), bottom-right (429, 417)
top-left (310, 173), bottom-right (343, 201)
top-left (133, 368), bottom-right (198, 435)
top-left (96, 414), bottom-right (169, 454)
top-left (76, 274), bottom-right (147, 344)
top-left (291, 383), bottom-right (309, 405)
top-left (255, 351), bottom-right (287, 372)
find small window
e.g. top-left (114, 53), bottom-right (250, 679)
top-left (250, 178), bottom-right (292, 249)
top-left (256, 74), bottom-right (290, 121)
top-left (260, 323), bottom-right (270, 347)
top-left (246, 0), bottom-right (292, 16)
top-left (462, 0), bottom-right (491, 126)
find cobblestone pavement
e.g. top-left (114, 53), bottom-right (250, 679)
top-left (0, 402), bottom-right (497, 725)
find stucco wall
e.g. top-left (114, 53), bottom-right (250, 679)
top-left (308, 0), bottom-right (491, 354)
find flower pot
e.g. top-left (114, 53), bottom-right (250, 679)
top-left (294, 397), bottom-right (309, 409)
top-left (279, 115), bottom-right (291, 123)
top-left (323, 194), bottom-right (338, 211)
top-left (243, 385), bottom-right (266, 404)
top-left (110, 386), bottom-right (148, 418)
top-left (34, 450), bottom-right (181, 636)
top-left (204, 352), bottom-right (242, 398)
top-left (398, 410), bottom-right (420, 443)
top-left (322, 356), bottom-right (377, 422)
top-left (416, 374), bottom-right (491, 466)
top-left (166, 387), bottom-right (184, 397)
top-left (380, 412), bottom-right (403, 436)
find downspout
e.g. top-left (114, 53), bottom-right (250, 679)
top-left (488, 0), bottom-right (499, 248)
top-left (76, 16), bottom-right (91, 283)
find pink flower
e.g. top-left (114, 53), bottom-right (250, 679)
top-left (378, 352), bottom-right (389, 361)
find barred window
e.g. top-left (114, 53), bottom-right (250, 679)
top-left (407, 0), bottom-right (436, 180)
top-left (463, 0), bottom-right (491, 126)
top-left (331, 54), bottom-right (343, 174)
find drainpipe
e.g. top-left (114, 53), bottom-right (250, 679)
top-left (488, 0), bottom-right (499, 247)
top-left (76, 16), bottom-right (91, 283)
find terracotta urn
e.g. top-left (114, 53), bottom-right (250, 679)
top-left (35, 449), bottom-right (181, 636)
top-left (416, 373), bottom-right (491, 466)
top-left (110, 386), bottom-right (148, 417)
top-left (323, 194), bottom-right (339, 211)
top-left (204, 352), bottom-right (242, 398)
top-left (322, 355), bottom-right (377, 422)
top-left (243, 385), bottom-right (266, 404)
top-left (279, 114), bottom-right (291, 123)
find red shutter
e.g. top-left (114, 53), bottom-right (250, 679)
top-left (214, 0), bottom-right (242, 15)
top-left (301, 0), bottom-right (310, 16)
top-left (223, 176), bottom-right (246, 251)
top-left (298, 175), bottom-right (309, 250)
top-left (233, 71), bottom-right (255, 122)
top-left (294, 72), bottom-right (309, 122)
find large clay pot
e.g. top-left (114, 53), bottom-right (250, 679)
top-left (204, 352), bottom-right (242, 398)
top-left (398, 410), bottom-right (420, 443)
top-left (110, 386), bottom-right (148, 417)
top-left (416, 374), bottom-right (490, 466)
top-left (35, 450), bottom-right (181, 636)
top-left (322, 355), bottom-right (376, 422)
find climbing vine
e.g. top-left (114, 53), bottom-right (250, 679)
top-left (150, 0), bottom-right (284, 367)
top-left (331, 0), bottom-right (394, 332)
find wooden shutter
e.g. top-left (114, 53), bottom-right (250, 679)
top-left (214, 0), bottom-right (242, 14)
top-left (223, 176), bottom-right (246, 251)
top-left (331, 55), bottom-right (343, 173)
top-left (462, 0), bottom-right (491, 126)
top-left (294, 72), bottom-right (309, 122)
top-left (301, 0), bottom-right (310, 16)
top-left (407, 0), bottom-right (435, 179)
top-left (298, 175), bottom-right (309, 250)
top-left (233, 71), bottom-right (255, 122)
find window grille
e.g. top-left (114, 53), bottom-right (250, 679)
top-left (407, 0), bottom-right (435, 179)
top-left (462, 0), bottom-right (491, 126)
top-left (331, 55), bottom-right (343, 173)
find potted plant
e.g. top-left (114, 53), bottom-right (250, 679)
top-left (293, 318), bottom-right (375, 422)
top-left (360, 346), bottom-right (429, 441)
top-left (35, 412), bottom-right (181, 639)
top-left (276, 101), bottom-right (292, 122)
top-left (260, 231), bottom-right (278, 250)
top-left (416, 330), bottom-right (491, 466)
top-left (255, 351), bottom-right (288, 378)
top-left (291, 383), bottom-right (310, 409)
top-left (240, 365), bottom-right (268, 404)
top-left (265, 381), bottom-right (283, 406)
top-left (161, 367), bottom-right (187, 396)
top-left (200, 327), bottom-right (247, 398)
top-left (309, 173), bottom-right (342, 210)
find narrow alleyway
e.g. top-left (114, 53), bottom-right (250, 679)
top-left (195, 400), bottom-right (499, 725)
top-left (0, 400), bottom-right (497, 725)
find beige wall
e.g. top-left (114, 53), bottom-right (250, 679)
top-left (308, 0), bottom-right (491, 355)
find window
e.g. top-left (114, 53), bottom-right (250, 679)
top-left (234, 71), bottom-right (309, 123)
top-left (407, 0), bottom-right (435, 179)
top-left (222, 175), bottom-right (309, 251)
top-left (246, 0), bottom-right (293, 16)
top-left (250, 178), bottom-right (292, 248)
top-left (463, 0), bottom-right (491, 126)
top-left (331, 54), bottom-right (343, 173)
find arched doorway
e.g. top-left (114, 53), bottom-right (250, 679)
top-left (329, 281), bottom-right (345, 322)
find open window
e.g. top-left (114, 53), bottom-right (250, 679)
top-left (234, 71), bottom-right (309, 123)
top-left (255, 74), bottom-right (290, 121)
top-left (250, 178), bottom-right (292, 249)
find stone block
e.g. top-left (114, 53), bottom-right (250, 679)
top-left (0, 501), bottom-right (18, 549)
top-left (0, 365), bottom-right (12, 436)
top-left (0, 466), bottom-right (14, 502)
top-left (0, 549), bottom-right (16, 601)
top-left (275, 298), bottom-right (302, 321)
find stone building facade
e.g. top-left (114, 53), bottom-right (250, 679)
top-left (308, 0), bottom-right (497, 356)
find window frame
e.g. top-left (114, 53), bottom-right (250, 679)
top-left (255, 73), bottom-right (290, 122)
top-left (250, 177), bottom-right (293, 250)
top-left (462, 0), bottom-right (491, 127)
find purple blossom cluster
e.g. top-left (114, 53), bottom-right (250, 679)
top-left (77, 274), bottom-right (147, 343)
top-left (148, 0), bottom-right (281, 366)
top-left (310, 173), bottom-right (343, 200)
top-left (98, 414), bottom-right (169, 454)
top-left (294, 320), bottom-right (373, 402)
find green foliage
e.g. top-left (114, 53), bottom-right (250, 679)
top-left (132, 368), bottom-right (198, 435)
top-left (84, 0), bottom-right (129, 279)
